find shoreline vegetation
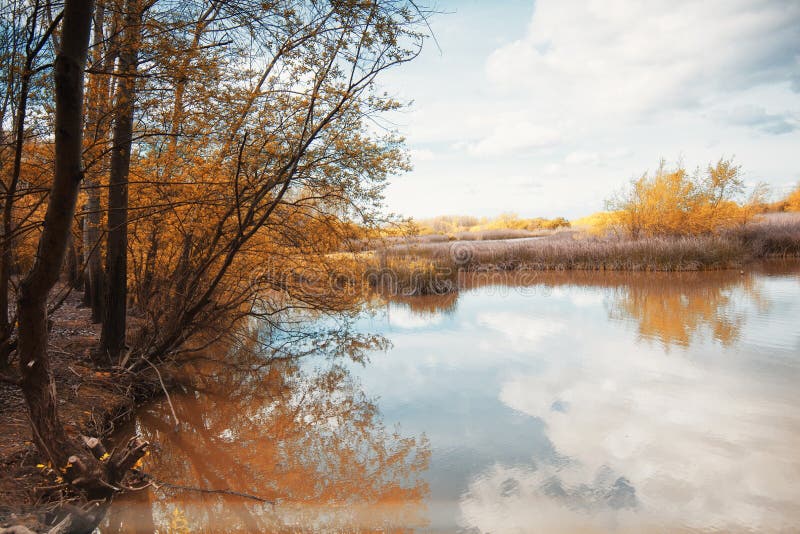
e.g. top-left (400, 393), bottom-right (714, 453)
top-left (358, 160), bottom-right (800, 296)
top-left (363, 213), bottom-right (800, 296)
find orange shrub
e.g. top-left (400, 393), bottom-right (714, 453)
top-left (786, 185), bottom-right (800, 212)
top-left (607, 158), bottom-right (754, 237)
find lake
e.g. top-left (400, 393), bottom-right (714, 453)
top-left (104, 262), bottom-right (800, 532)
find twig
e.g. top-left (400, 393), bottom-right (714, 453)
top-left (117, 480), bottom-right (153, 492)
top-left (141, 357), bottom-right (180, 430)
top-left (141, 472), bottom-right (274, 505)
top-left (97, 479), bottom-right (121, 492)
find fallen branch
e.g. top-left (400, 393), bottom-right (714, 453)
top-left (140, 357), bottom-right (180, 430)
top-left (140, 471), bottom-right (274, 504)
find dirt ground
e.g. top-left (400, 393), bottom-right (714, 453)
top-left (0, 287), bottom-right (149, 530)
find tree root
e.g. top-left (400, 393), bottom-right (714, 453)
top-left (21, 436), bottom-right (150, 534)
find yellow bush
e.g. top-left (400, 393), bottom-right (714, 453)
top-left (572, 211), bottom-right (624, 236)
top-left (786, 185), bottom-right (800, 212)
top-left (607, 158), bottom-right (752, 237)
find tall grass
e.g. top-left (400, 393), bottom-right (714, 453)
top-left (451, 228), bottom-right (559, 241)
top-left (724, 212), bottom-right (800, 257)
top-left (365, 213), bottom-right (800, 295)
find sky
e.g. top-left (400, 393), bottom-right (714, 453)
top-left (378, 0), bottom-right (800, 220)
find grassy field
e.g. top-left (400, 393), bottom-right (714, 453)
top-left (345, 227), bottom-right (563, 253)
top-left (364, 213), bottom-right (800, 295)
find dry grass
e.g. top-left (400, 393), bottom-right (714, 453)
top-left (451, 228), bottom-right (553, 241)
top-left (344, 228), bottom-right (560, 254)
top-left (415, 213), bottom-right (570, 235)
top-left (724, 212), bottom-right (800, 257)
top-left (365, 213), bottom-right (800, 295)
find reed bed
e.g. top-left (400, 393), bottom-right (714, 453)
top-left (366, 213), bottom-right (800, 295)
top-left (345, 227), bottom-right (554, 253)
top-left (450, 228), bottom-right (551, 241)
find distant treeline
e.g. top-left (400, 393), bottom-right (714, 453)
top-left (413, 213), bottom-right (571, 235)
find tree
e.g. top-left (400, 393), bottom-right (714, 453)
top-left (15, 2), bottom-right (148, 524)
top-left (82, 0), bottom-right (118, 322)
top-left (115, 0), bottom-right (426, 369)
top-left (16, 0), bottom-right (93, 476)
top-left (2, 0), bottom-right (429, 527)
top-left (98, 0), bottom-right (144, 365)
top-left (0, 0), bottom-right (60, 368)
top-left (607, 158), bottom-right (752, 237)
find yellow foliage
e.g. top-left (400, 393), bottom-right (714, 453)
top-left (414, 213), bottom-right (570, 235)
top-left (786, 184), bottom-right (800, 212)
top-left (571, 211), bottom-right (624, 236)
top-left (607, 158), bottom-right (754, 237)
top-left (168, 507), bottom-right (191, 534)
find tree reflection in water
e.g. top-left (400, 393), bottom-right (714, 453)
top-left (459, 268), bottom-right (770, 348)
top-left (606, 270), bottom-right (760, 347)
top-left (104, 341), bottom-right (430, 533)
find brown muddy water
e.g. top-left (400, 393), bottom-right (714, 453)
top-left (103, 262), bottom-right (800, 533)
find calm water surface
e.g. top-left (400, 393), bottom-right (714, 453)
top-left (105, 262), bottom-right (800, 532)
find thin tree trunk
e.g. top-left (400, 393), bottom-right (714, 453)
top-left (84, 0), bottom-right (114, 322)
top-left (140, 222), bottom-right (159, 301)
top-left (17, 0), bottom-right (95, 469)
top-left (99, 0), bottom-right (141, 365)
top-left (82, 205), bottom-right (91, 306)
top-left (67, 230), bottom-right (82, 288)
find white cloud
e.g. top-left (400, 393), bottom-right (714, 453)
top-left (387, 306), bottom-right (443, 329)
top-left (468, 121), bottom-right (561, 156)
top-left (542, 163), bottom-right (562, 175)
top-left (460, 463), bottom-right (638, 532)
top-left (486, 0), bottom-right (800, 123)
top-left (409, 148), bottom-right (436, 162)
top-left (379, 1), bottom-right (800, 219)
top-left (458, 341), bottom-right (800, 531)
top-left (565, 150), bottom-right (600, 165)
top-left (477, 312), bottom-right (565, 346)
top-left (714, 105), bottom-right (799, 134)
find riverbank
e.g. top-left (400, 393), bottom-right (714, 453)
top-left (368, 213), bottom-right (800, 295)
top-left (0, 289), bottom-right (160, 532)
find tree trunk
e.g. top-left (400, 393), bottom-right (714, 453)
top-left (99, 0), bottom-right (141, 365)
top-left (140, 222), bottom-right (159, 303)
top-left (17, 0), bottom-right (95, 469)
top-left (67, 230), bottom-right (83, 288)
top-left (84, 0), bottom-right (114, 323)
top-left (82, 207), bottom-right (92, 307)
